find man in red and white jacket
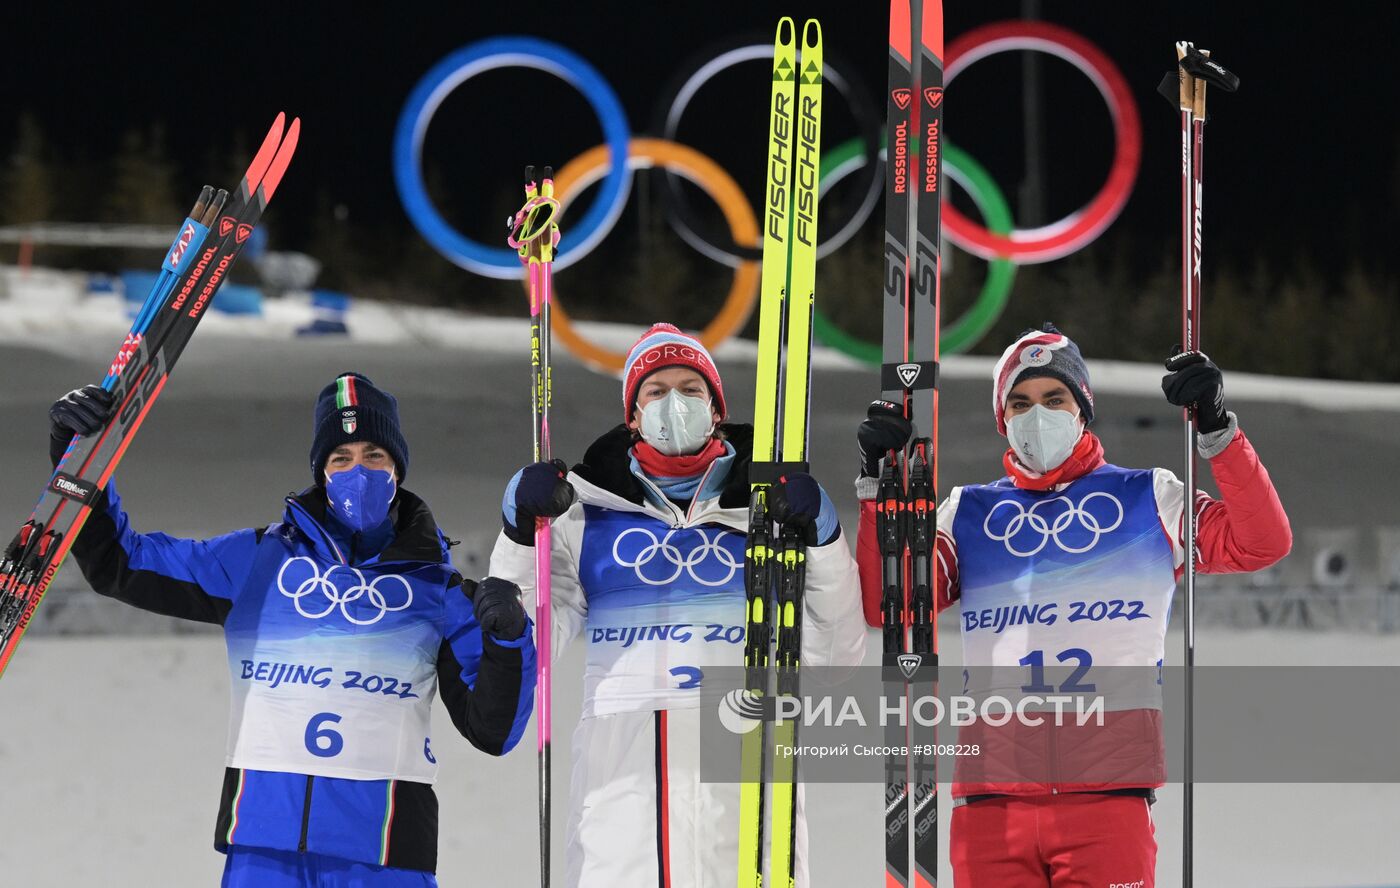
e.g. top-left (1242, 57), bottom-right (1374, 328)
top-left (854, 324), bottom-right (1291, 887)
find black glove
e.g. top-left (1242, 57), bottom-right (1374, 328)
top-left (504, 459), bottom-right (576, 545)
top-left (857, 400), bottom-right (912, 477)
top-left (770, 472), bottom-right (824, 546)
top-left (1162, 349), bottom-right (1228, 434)
top-left (49, 385), bottom-right (116, 467)
top-left (467, 576), bottom-right (529, 642)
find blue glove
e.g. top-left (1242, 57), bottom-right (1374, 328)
top-left (502, 459), bottom-right (575, 545)
top-left (770, 472), bottom-right (839, 546)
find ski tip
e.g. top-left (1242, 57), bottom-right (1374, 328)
top-left (775, 16), bottom-right (796, 47)
top-left (239, 112), bottom-right (288, 201)
top-left (258, 117), bottom-right (301, 201)
top-left (889, 1), bottom-right (912, 61)
top-left (802, 18), bottom-right (821, 49)
top-left (201, 189), bottom-right (230, 226)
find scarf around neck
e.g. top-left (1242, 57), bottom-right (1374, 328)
top-left (1002, 429), bottom-right (1106, 491)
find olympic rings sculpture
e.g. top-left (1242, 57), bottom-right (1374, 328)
top-left (393, 22), bottom-right (1140, 365)
top-left (393, 37), bottom-right (631, 279)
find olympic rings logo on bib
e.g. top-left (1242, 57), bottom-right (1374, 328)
top-left (612, 527), bottom-right (741, 587)
top-left (983, 492), bottom-right (1124, 557)
top-left (276, 557), bottom-right (414, 626)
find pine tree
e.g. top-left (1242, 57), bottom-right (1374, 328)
top-left (1, 114), bottom-right (56, 226)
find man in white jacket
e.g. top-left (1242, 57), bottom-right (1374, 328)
top-left (491, 323), bottom-right (867, 887)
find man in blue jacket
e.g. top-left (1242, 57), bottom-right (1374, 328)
top-left (49, 372), bottom-right (536, 887)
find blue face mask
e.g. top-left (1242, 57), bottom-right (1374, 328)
top-left (325, 465), bottom-right (396, 532)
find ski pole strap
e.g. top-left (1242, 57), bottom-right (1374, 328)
top-left (748, 461), bottom-right (811, 486)
top-left (1179, 45), bottom-right (1239, 91)
top-left (881, 359), bottom-right (938, 392)
top-left (47, 472), bottom-right (103, 507)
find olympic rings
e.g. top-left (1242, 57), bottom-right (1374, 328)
top-left (392, 37), bottom-right (632, 279)
top-left (810, 137), bottom-right (1017, 363)
top-left (944, 21), bottom-right (1141, 264)
top-left (612, 526), bottom-right (741, 587)
top-left (276, 557), bottom-right (414, 626)
top-left (651, 38), bottom-right (882, 265)
top-left (534, 138), bottom-right (761, 375)
top-left (983, 492), bottom-right (1124, 557)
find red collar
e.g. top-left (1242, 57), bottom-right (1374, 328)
top-left (632, 437), bottom-right (726, 479)
top-left (1002, 430), bottom-right (1107, 491)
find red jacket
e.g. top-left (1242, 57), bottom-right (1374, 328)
top-left (856, 427), bottom-right (1291, 797)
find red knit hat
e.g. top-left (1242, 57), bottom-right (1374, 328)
top-left (622, 323), bottom-right (726, 420)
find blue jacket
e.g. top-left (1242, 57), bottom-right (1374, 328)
top-left (71, 483), bottom-right (535, 873)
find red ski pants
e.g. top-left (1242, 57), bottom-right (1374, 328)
top-left (950, 792), bottom-right (1156, 887)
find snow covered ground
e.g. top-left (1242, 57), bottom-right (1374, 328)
top-left (5, 628), bottom-right (1400, 886)
top-left (2, 289), bottom-right (1399, 885)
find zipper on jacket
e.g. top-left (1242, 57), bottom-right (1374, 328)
top-left (286, 498), bottom-right (348, 565)
top-left (298, 775), bottom-right (315, 852)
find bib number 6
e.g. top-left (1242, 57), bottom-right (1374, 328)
top-left (305, 712), bottom-right (345, 758)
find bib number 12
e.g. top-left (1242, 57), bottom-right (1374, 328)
top-left (1018, 648), bottom-right (1096, 694)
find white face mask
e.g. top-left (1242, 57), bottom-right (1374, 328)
top-left (639, 390), bottom-right (716, 456)
top-left (1004, 404), bottom-right (1083, 474)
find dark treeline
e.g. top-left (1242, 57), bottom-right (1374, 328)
top-left (3, 116), bottom-right (1396, 383)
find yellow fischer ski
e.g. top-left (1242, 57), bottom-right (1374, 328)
top-left (738, 15), bottom-right (822, 888)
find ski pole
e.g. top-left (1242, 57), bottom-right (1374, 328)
top-left (1161, 42), bottom-right (1237, 887)
top-left (508, 166), bottom-right (561, 887)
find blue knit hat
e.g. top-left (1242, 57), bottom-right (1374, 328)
top-left (310, 372), bottom-right (409, 481)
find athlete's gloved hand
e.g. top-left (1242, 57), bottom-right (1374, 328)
top-left (468, 576), bottom-right (529, 642)
top-left (857, 400), bottom-right (912, 478)
top-left (48, 385), bottom-right (115, 467)
top-left (1162, 349), bottom-right (1229, 434)
top-left (770, 472), bottom-right (839, 547)
top-left (502, 459), bottom-right (576, 545)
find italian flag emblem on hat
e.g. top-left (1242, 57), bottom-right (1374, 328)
top-left (337, 375), bottom-right (359, 433)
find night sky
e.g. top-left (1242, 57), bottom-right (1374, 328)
top-left (4, 1), bottom-right (1398, 287)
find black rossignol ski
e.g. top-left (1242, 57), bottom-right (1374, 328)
top-left (882, 2), bottom-right (942, 885)
top-left (0, 115), bottom-right (301, 677)
top-left (909, 3), bottom-right (943, 886)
